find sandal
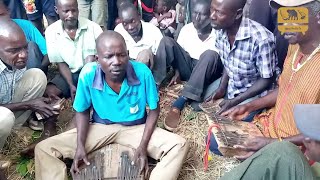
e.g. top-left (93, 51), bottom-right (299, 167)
top-left (164, 107), bottom-right (181, 132)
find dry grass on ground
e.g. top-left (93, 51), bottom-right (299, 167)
top-left (0, 88), bottom-right (239, 180)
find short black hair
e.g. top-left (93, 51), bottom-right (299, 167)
top-left (118, 2), bottom-right (140, 17)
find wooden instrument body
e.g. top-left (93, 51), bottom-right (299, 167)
top-left (206, 114), bottom-right (262, 157)
top-left (200, 99), bottom-right (263, 157)
top-left (77, 144), bottom-right (144, 180)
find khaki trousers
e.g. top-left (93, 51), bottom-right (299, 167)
top-left (0, 69), bottom-right (47, 149)
top-left (35, 123), bottom-right (189, 180)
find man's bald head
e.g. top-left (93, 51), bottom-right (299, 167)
top-left (96, 31), bottom-right (129, 82)
top-left (221, 0), bottom-right (247, 12)
top-left (0, 18), bottom-right (25, 42)
top-left (0, 19), bottom-right (28, 69)
top-left (96, 31), bottom-right (127, 53)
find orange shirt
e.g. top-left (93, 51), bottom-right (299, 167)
top-left (256, 44), bottom-right (320, 138)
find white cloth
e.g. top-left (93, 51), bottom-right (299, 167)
top-left (177, 23), bottom-right (218, 60)
top-left (114, 21), bottom-right (163, 59)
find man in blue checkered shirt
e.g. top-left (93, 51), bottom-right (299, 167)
top-left (164, 0), bottom-right (278, 131)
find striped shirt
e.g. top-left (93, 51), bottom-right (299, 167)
top-left (215, 17), bottom-right (278, 99)
top-left (0, 60), bottom-right (26, 104)
top-left (256, 44), bottom-right (320, 138)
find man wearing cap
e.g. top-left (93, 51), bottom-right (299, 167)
top-left (220, 104), bottom-right (320, 179)
top-left (221, 0), bottom-right (320, 176)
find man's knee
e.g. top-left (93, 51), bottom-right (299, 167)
top-left (24, 68), bottom-right (47, 90)
top-left (136, 49), bottom-right (154, 69)
top-left (160, 36), bottom-right (175, 47)
top-left (199, 50), bottom-right (220, 62)
top-left (0, 107), bottom-right (15, 135)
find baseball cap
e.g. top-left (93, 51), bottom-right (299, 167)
top-left (270, 0), bottom-right (319, 9)
top-left (294, 104), bottom-right (320, 141)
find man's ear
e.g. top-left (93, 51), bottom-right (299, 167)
top-left (54, 6), bottom-right (58, 14)
top-left (235, 8), bottom-right (243, 20)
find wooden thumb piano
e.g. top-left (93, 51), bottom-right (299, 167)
top-left (200, 99), bottom-right (263, 157)
top-left (75, 144), bottom-right (145, 180)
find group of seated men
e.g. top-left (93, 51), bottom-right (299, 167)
top-left (0, 0), bottom-right (320, 179)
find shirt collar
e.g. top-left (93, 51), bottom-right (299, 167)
top-left (56, 17), bottom-right (89, 35)
top-left (0, 59), bottom-right (7, 73)
top-left (92, 61), bottom-right (141, 90)
top-left (220, 17), bottom-right (251, 41)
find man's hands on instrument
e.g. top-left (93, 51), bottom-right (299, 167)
top-left (221, 104), bottom-right (252, 120)
top-left (28, 97), bottom-right (59, 118)
top-left (71, 146), bottom-right (90, 177)
top-left (133, 145), bottom-right (148, 174)
top-left (217, 99), bottom-right (240, 114)
top-left (233, 137), bottom-right (275, 161)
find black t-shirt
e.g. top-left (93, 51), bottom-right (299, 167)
top-left (133, 0), bottom-right (155, 22)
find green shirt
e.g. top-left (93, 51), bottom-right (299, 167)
top-left (45, 17), bottom-right (103, 73)
top-left (221, 141), bottom-right (316, 180)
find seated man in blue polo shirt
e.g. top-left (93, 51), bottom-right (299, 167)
top-left (34, 31), bottom-right (189, 180)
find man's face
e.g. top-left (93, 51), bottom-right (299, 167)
top-left (192, 3), bottom-right (211, 31)
top-left (97, 39), bottom-right (129, 82)
top-left (210, 0), bottom-right (238, 30)
top-left (0, 32), bottom-right (28, 69)
top-left (121, 9), bottom-right (142, 37)
top-left (56, 0), bottom-right (79, 28)
top-left (0, 4), bottom-right (10, 18)
top-left (303, 139), bottom-right (320, 162)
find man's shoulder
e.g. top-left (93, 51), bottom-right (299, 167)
top-left (130, 60), bottom-right (152, 78)
top-left (12, 19), bottom-right (34, 28)
top-left (79, 62), bottom-right (98, 80)
top-left (79, 17), bottom-right (102, 30)
top-left (247, 19), bottom-right (274, 41)
top-left (141, 21), bottom-right (161, 34)
top-left (45, 20), bottom-right (62, 36)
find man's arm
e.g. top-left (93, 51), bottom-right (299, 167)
top-left (75, 110), bottom-right (90, 151)
top-left (222, 88), bottom-right (278, 120)
top-left (211, 68), bottom-right (229, 100)
top-left (231, 77), bottom-right (273, 106)
top-left (41, 55), bottom-right (50, 70)
top-left (71, 109), bottom-right (91, 174)
top-left (1, 98), bottom-right (56, 118)
top-left (139, 106), bottom-right (160, 149)
top-left (58, 62), bottom-right (74, 86)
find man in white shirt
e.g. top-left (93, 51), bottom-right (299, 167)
top-left (153, 0), bottom-right (223, 131)
top-left (115, 3), bottom-right (163, 69)
top-left (44, 0), bottom-right (102, 101)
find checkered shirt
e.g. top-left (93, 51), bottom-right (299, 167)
top-left (0, 60), bottom-right (26, 104)
top-left (215, 17), bottom-right (278, 99)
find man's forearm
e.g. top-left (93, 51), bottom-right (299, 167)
top-left (58, 62), bottom-right (74, 86)
top-left (139, 106), bottom-right (160, 148)
top-left (218, 68), bottom-right (229, 91)
top-left (233, 78), bottom-right (273, 105)
top-left (246, 88), bottom-right (278, 112)
top-left (41, 55), bottom-right (50, 67)
top-left (1, 102), bottom-right (30, 112)
top-left (284, 134), bottom-right (304, 146)
top-left (75, 110), bottom-right (90, 148)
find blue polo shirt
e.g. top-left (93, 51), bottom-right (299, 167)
top-left (73, 60), bottom-right (159, 126)
top-left (13, 19), bottom-right (47, 55)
